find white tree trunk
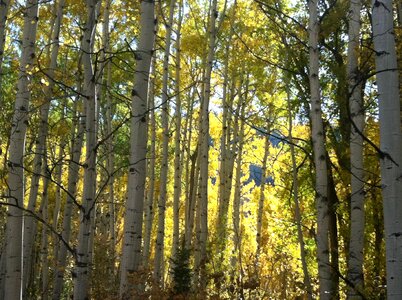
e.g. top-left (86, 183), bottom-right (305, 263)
top-left (197, 0), bottom-right (218, 292)
top-left (347, 0), bottom-right (365, 298)
top-left (171, 0), bottom-right (183, 268)
top-left (143, 67), bottom-right (156, 267)
top-left (154, 0), bottom-right (176, 285)
top-left (372, 1), bottom-right (402, 298)
top-left (4, 1), bottom-right (38, 298)
top-left (308, 0), bottom-right (332, 298)
top-left (216, 1), bottom-right (237, 266)
top-left (119, 0), bottom-right (155, 297)
top-left (23, 0), bottom-right (65, 294)
top-left (73, 0), bottom-right (98, 298)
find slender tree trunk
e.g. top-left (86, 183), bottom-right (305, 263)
top-left (287, 91), bottom-right (313, 299)
top-left (231, 96), bottom-right (246, 290)
top-left (153, 0), bottom-right (177, 286)
top-left (196, 0), bottom-right (218, 292)
top-left (347, 0), bottom-right (365, 298)
top-left (185, 145), bottom-right (198, 250)
top-left (143, 68), bottom-right (156, 267)
top-left (52, 139), bottom-right (66, 261)
top-left (23, 1), bottom-right (64, 294)
top-left (39, 162), bottom-right (50, 300)
top-left (73, 0), bottom-right (98, 298)
top-left (52, 98), bottom-right (85, 300)
top-left (308, 0), bottom-right (332, 298)
top-left (216, 1), bottom-right (237, 269)
top-left (104, 6), bottom-right (116, 278)
top-left (119, 1), bottom-right (155, 297)
top-left (184, 91), bottom-right (196, 250)
top-left (171, 0), bottom-right (183, 268)
top-left (255, 133), bottom-right (269, 264)
top-left (4, 1), bottom-right (39, 298)
top-left (372, 1), bottom-right (402, 298)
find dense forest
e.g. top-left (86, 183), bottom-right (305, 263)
top-left (0, 0), bottom-right (401, 299)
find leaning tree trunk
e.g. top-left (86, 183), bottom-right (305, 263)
top-left (4, 1), bottom-right (39, 299)
top-left (308, 0), bottom-right (332, 298)
top-left (153, 0), bottom-right (176, 286)
top-left (119, 0), bottom-right (155, 298)
top-left (73, 0), bottom-right (98, 298)
top-left (372, 0), bottom-right (402, 298)
top-left (347, 0), bottom-right (365, 298)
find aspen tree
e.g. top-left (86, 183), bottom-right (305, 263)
top-left (39, 161), bottom-right (50, 300)
top-left (52, 98), bottom-right (85, 300)
top-left (216, 0), bottom-right (237, 267)
top-left (185, 143), bottom-right (198, 250)
top-left (196, 0), bottom-right (218, 291)
top-left (172, 0), bottom-right (183, 268)
top-left (184, 91), bottom-right (197, 250)
top-left (347, 0), bottom-right (365, 298)
top-left (308, 0), bottom-right (332, 297)
top-left (286, 87), bottom-right (313, 300)
top-left (103, 0), bottom-right (116, 272)
top-left (73, 0), bottom-right (98, 298)
top-left (23, 0), bottom-right (65, 294)
top-left (372, 0), bottom-right (402, 298)
top-left (120, 0), bottom-right (155, 297)
top-left (154, 0), bottom-right (177, 285)
top-left (143, 64), bottom-right (156, 267)
top-left (4, 1), bottom-right (38, 298)
top-left (231, 87), bottom-right (246, 287)
top-left (256, 131), bottom-right (269, 264)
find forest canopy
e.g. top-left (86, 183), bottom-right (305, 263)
top-left (0, 0), bottom-right (401, 299)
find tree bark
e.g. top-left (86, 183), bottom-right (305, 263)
top-left (255, 132), bottom-right (269, 264)
top-left (308, 0), bottom-right (332, 298)
top-left (153, 0), bottom-right (176, 286)
top-left (196, 0), bottom-right (218, 292)
top-left (23, 0), bottom-right (65, 294)
top-left (171, 0), bottom-right (183, 270)
top-left (143, 65), bottom-right (156, 268)
top-left (287, 90), bottom-right (313, 300)
top-left (347, 0), bottom-right (365, 298)
top-left (372, 0), bottom-right (402, 298)
top-left (52, 97), bottom-right (85, 300)
top-left (4, 1), bottom-right (39, 298)
top-left (73, 0), bottom-right (98, 298)
top-left (216, 1), bottom-right (237, 269)
top-left (119, 1), bottom-right (155, 297)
